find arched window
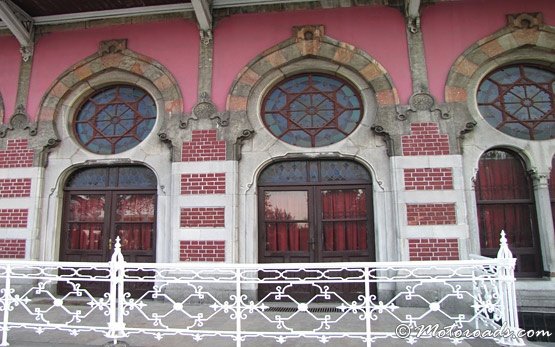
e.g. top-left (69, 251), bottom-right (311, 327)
top-left (262, 73), bottom-right (362, 147)
top-left (74, 85), bottom-right (156, 154)
top-left (475, 149), bottom-right (543, 277)
top-left (477, 64), bottom-right (555, 140)
top-left (257, 159), bottom-right (375, 299)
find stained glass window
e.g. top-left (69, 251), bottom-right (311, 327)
top-left (74, 85), bottom-right (156, 154)
top-left (477, 64), bottom-right (555, 140)
top-left (262, 73), bottom-right (362, 147)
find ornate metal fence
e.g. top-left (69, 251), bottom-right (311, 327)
top-left (0, 232), bottom-right (524, 346)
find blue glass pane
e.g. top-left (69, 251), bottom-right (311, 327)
top-left (76, 103), bottom-right (96, 121)
top-left (523, 66), bottom-right (552, 83)
top-left (117, 167), bottom-right (157, 188)
top-left (490, 67), bottom-right (519, 84)
top-left (259, 160), bottom-right (371, 185)
top-left (66, 168), bottom-right (109, 188)
top-left (74, 85), bottom-right (157, 154)
top-left (262, 73), bottom-right (362, 147)
top-left (312, 75), bottom-right (342, 92)
top-left (265, 113), bottom-right (287, 136)
top-left (265, 90), bottom-right (286, 112)
top-left (315, 129), bottom-right (344, 146)
top-left (76, 123), bottom-right (93, 143)
top-left (338, 110), bottom-right (360, 133)
top-left (320, 161), bottom-right (371, 182)
top-left (88, 138), bottom-right (112, 154)
top-left (282, 76), bottom-right (309, 93)
top-left (259, 161), bottom-right (308, 184)
top-left (92, 89), bottom-right (116, 103)
top-left (115, 137), bottom-right (139, 153)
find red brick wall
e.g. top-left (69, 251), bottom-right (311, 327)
top-left (401, 123), bottom-right (449, 156)
top-left (0, 239), bottom-right (26, 259)
top-left (406, 203), bottom-right (456, 225)
top-left (404, 168), bottom-right (453, 190)
top-left (0, 209), bottom-right (28, 228)
top-left (181, 173), bottom-right (226, 195)
top-left (180, 207), bottom-right (225, 228)
top-left (179, 240), bottom-right (225, 262)
top-left (0, 139), bottom-right (34, 168)
top-left (408, 238), bottom-right (459, 261)
top-left (182, 130), bottom-right (226, 162)
top-left (0, 178), bottom-right (32, 198)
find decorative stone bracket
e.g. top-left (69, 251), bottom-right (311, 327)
top-left (233, 129), bottom-right (255, 161)
top-left (370, 125), bottom-right (394, 157)
top-left (397, 92), bottom-right (450, 121)
top-left (0, 104), bottom-right (37, 137)
top-left (180, 92), bottom-right (229, 129)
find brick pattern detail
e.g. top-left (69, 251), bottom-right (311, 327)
top-left (180, 207), bottom-right (225, 228)
top-left (409, 238), bottom-right (459, 261)
top-left (179, 240), bottom-right (225, 262)
top-left (401, 123), bottom-right (450, 156)
top-left (406, 203), bottom-right (456, 226)
top-left (404, 168), bottom-right (453, 190)
top-left (0, 239), bottom-right (26, 259)
top-left (0, 178), bottom-right (32, 198)
top-left (182, 130), bottom-right (226, 162)
top-left (0, 139), bottom-right (34, 168)
top-left (0, 209), bottom-right (28, 228)
top-left (181, 173), bottom-right (226, 195)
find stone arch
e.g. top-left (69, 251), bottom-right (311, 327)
top-left (226, 25), bottom-right (399, 115)
top-left (445, 12), bottom-right (555, 103)
top-left (37, 39), bottom-right (183, 123)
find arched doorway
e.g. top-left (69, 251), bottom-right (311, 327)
top-left (475, 149), bottom-right (543, 277)
top-left (59, 165), bottom-right (157, 295)
top-left (257, 159), bottom-right (375, 299)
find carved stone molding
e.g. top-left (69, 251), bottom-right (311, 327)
top-left (370, 125), bottom-right (394, 157)
top-left (234, 129), bottom-right (255, 161)
top-left (407, 16), bottom-right (420, 34)
top-left (99, 39), bottom-right (127, 55)
top-left (459, 121), bottom-right (477, 139)
top-left (200, 29), bottom-right (213, 46)
top-left (181, 92), bottom-right (229, 129)
top-left (0, 104), bottom-right (37, 137)
top-left (397, 92), bottom-right (450, 120)
top-left (507, 12), bottom-right (543, 29)
top-left (38, 138), bottom-right (61, 167)
top-left (293, 25), bottom-right (325, 42)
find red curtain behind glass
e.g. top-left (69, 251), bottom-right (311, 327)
top-left (322, 189), bottom-right (367, 251)
top-left (475, 152), bottom-right (535, 249)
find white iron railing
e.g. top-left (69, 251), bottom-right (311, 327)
top-left (0, 232), bottom-right (524, 346)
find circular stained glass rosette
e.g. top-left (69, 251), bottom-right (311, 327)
top-left (262, 73), bottom-right (363, 147)
top-left (477, 64), bottom-right (555, 140)
top-left (74, 85), bottom-right (156, 154)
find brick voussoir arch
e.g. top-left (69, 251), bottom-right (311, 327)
top-left (445, 14), bottom-right (555, 103)
top-left (37, 39), bottom-right (184, 122)
top-left (226, 25), bottom-right (399, 113)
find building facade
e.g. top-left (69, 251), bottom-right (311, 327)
top-left (0, 0), bottom-right (554, 310)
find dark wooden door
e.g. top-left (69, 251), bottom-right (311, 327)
top-left (257, 160), bottom-right (375, 301)
top-left (59, 166), bottom-right (157, 297)
top-left (475, 150), bottom-right (543, 277)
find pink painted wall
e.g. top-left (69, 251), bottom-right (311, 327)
top-left (27, 19), bottom-right (199, 120)
top-left (0, 36), bottom-right (21, 123)
top-left (213, 6), bottom-right (411, 109)
top-left (422, 0), bottom-right (555, 103)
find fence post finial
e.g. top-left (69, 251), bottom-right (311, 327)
top-left (497, 230), bottom-right (513, 259)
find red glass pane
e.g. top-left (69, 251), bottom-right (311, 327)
top-left (67, 195), bottom-right (105, 250)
